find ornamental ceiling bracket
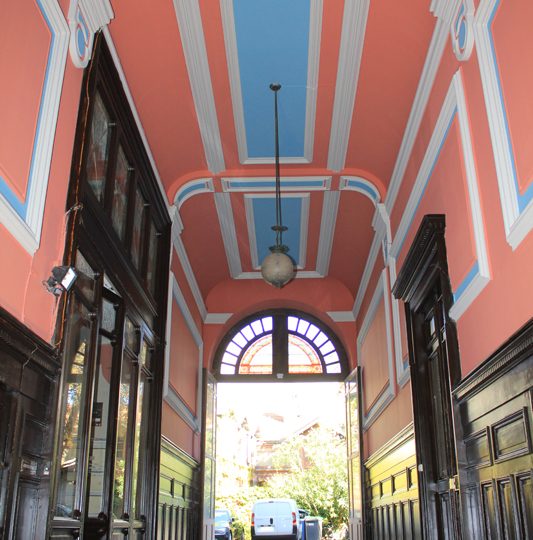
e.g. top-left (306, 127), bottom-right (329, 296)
top-left (450, 0), bottom-right (475, 61)
top-left (68, 0), bottom-right (114, 68)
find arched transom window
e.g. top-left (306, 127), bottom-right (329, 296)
top-left (214, 310), bottom-right (348, 381)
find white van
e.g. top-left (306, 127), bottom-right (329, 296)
top-left (251, 499), bottom-right (301, 540)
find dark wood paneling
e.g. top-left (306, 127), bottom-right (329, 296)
top-left (158, 438), bottom-right (200, 540)
top-left (0, 306), bottom-right (60, 539)
top-left (454, 319), bottom-right (533, 540)
top-left (365, 424), bottom-right (421, 539)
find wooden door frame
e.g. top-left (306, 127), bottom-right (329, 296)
top-left (392, 215), bottom-right (462, 538)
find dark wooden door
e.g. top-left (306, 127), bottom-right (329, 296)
top-left (393, 215), bottom-right (462, 539)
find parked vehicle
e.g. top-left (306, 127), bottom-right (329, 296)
top-left (251, 499), bottom-right (301, 540)
top-left (215, 509), bottom-right (234, 540)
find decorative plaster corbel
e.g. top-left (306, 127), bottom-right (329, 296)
top-left (372, 203), bottom-right (392, 265)
top-left (68, 0), bottom-right (114, 68)
top-left (451, 0), bottom-right (475, 61)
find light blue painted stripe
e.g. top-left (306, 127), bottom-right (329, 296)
top-left (453, 261), bottom-right (479, 301)
top-left (253, 196), bottom-right (301, 265)
top-left (229, 179), bottom-right (324, 189)
top-left (397, 109), bottom-right (457, 255)
top-left (346, 179), bottom-right (380, 202)
top-left (488, 1), bottom-right (533, 212)
top-left (233, 0), bottom-right (310, 158)
top-left (177, 182), bottom-right (206, 204)
top-left (0, 0), bottom-right (55, 221)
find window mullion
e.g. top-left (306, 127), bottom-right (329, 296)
top-left (272, 314), bottom-right (288, 377)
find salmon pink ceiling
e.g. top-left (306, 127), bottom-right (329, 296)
top-left (106, 0), bottom-right (437, 318)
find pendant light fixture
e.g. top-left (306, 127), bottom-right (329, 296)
top-left (260, 83), bottom-right (296, 288)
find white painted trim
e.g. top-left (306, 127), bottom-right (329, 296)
top-left (204, 313), bottom-right (233, 324)
top-left (303, 0), bottom-right (323, 163)
top-left (236, 270), bottom-right (322, 280)
top-left (220, 0), bottom-right (248, 164)
top-left (389, 71), bottom-right (490, 321)
top-left (103, 29), bottom-right (170, 211)
top-left (358, 270), bottom-right (395, 429)
top-left (164, 273), bottom-right (204, 433)
top-left (0, 0), bottom-right (69, 254)
top-left (214, 192), bottom-right (242, 278)
top-left (384, 15), bottom-right (450, 213)
top-left (298, 195), bottom-right (310, 268)
top-left (221, 0), bottom-right (322, 164)
top-left (352, 222), bottom-right (385, 319)
top-left (327, 311), bottom-right (356, 322)
top-left (339, 176), bottom-right (381, 204)
top-left (327, 0), bottom-right (370, 171)
top-left (172, 0), bottom-right (225, 173)
top-left (222, 176), bottom-right (331, 192)
top-left (315, 191), bottom-right (340, 276)
top-left (388, 258), bottom-right (410, 386)
top-left (171, 209), bottom-right (208, 321)
top-left (474, 0), bottom-right (533, 250)
top-left (174, 178), bottom-right (214, 209)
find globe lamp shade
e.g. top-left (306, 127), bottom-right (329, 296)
top-left (260, 251), bottom-right (295, 288)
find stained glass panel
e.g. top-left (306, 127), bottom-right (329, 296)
top-left (86, 94), bottom-right (112, 202)
top-left (238, 335), bottom-right (272, 374)
top-left (288, 334), bottom-right (323, 374)
top-left (111, 145), bottom-right (131, 241)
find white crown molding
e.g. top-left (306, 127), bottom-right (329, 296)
top-left (315, 191), bottom-right (340, 276)
top-left (204, 313), bottom-right (233, 324)
top-left (170, 206), bottom-right (207, 321)
top-left (384, 12), bottom-right (450, 213)
top-left (221, 0), bottom-right (322, 164)
top-left (339, 176), bottom-right (381, 204)
top-left (327, 0), bottom-right (370, 171)
top-left (0, 0), bottom-right (69, 255)
top-left (389, 70), bottom-right (490, 321)
top-left (164, 273), bottom-right (203, 433)
top-left (236, 270), bottom-right (322, 280)
top-left (174, 178), bottom-right (214, 209)
top-left (388, 258), bottom-right (410, 386)
top-left (352, 217), bottom-right (386, 319)
top-left (68, 0), bottom-right (113, 68)
top-left (214, 192), bottom-right (242, 278)
top-left (103, 29), bottom-right (170, 212)
top-left (173, 0), bottom-right (225, 173)
top-left (359, 270), bottom-right (395, 429)
top-left (303, 0), bottom-right (323, 163)
top-left (222, 176), bottom-right (331, 192)
top-left (474, 0), bottom-right (533, 250)
top-left (327, 311), bottom-right (356, 323)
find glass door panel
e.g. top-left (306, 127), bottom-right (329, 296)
top-left (56, 297), bottom-right (94, 518)
top-left (113, 354), bottom-right (133, 519)
top-left (111, 145), bottom-right (132, 241)
top-left (86, 335), bottom-right (114, 516)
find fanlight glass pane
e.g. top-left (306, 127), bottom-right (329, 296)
top-left (306, 324), bottom-right (320, 340)
top-left (251, 320), bottom-right (263, 335)
top-left (297, 319), bottom-right (310, 335)
top-left (288, 334), bottom-right (323, 374)
top-left (287, 316), bottom-right (298, 331)
top-left (220, 364), bottom-right (236, 375)
top-left (239, 336), bottom-right (272, 374)
top-left (326, 363), bottom-right (341, 374)
top-left (222, 353), bottom-right (238, 365)
top-left (262, 317), bottom-right (273, 331)
top-left (226, 342), bottom-right (242, 356)
top-left (320, 341), bottom-right (335, 355)
top-left (241, 325), bottom-right (254, 341)
top-left (233, 332), bottom-right (248, 348)
top-left (313, 331), bottom-right (328, 348)
top-left (324, 351), bottom-right (340, 365)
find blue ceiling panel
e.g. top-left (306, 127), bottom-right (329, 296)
top-left (233, 0), bottom-right (310, 158)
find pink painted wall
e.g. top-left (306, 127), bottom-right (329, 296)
top-left (360, 3), bottom-right (533, 460)
top-left (0, 1), bottom-right (83, 342)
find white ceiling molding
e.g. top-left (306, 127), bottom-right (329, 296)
top-left (236, 270), bottom-right (323, 280)
top-left (315, 190), bottom-right (340, 276)
top-left (359, 269), bottom-right (395, 430)
top-left (170, 206), bottom-right (207, 321)
top-left (220, 0), bottom-right (322, 165)
top-left (0, 0), bottom-right (68, 255)
top-left (204, 313), bottom-right (233, 324)
top-left (384, 8), bottom-right (452, 213)
top-left (327, 311), bottom-right (356, 322)
top-left (103, 29), bottom-right (170, 212)
top-left (326, 0), bottom-right (370, 171)
top-left (388, 258), bottom-right (410, 387)
top-left (390, 71), bottom-right (490, 322)
top-left (174, 178), bottom-right (214, 209)
top-left (339, 176), bottom-right (381, 205)
top-left (474, 0), bottom-right (533, 250)
top-left (222, 176), bottom-right (332, 192)
top-left (450, 0), bottom-right (475, 61)
top-left (68, 0), bottom-right (113, 68)
top-left (164, 272), bottom-right (203, 433)
top-left (172, 0), bottom-right (225, 174)
top-left (214, 192), bottom-right (243, 278)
